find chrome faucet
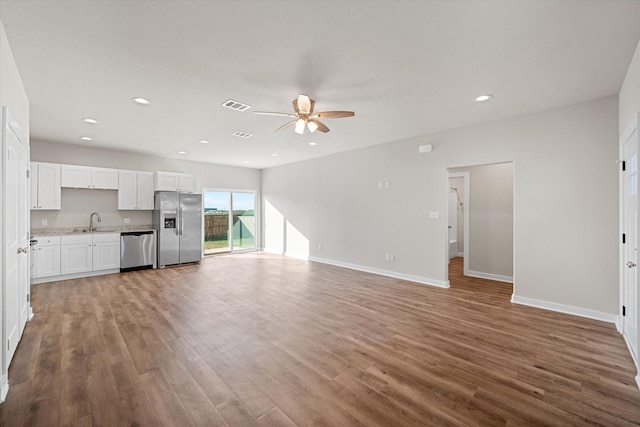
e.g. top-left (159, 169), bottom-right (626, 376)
top-left (89, 212), bottom-right (102, 231)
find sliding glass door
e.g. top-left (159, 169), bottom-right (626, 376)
top-left (203, 190), bottom-right (256, 255)
top-left (231, 192), bottom-right (256, 251)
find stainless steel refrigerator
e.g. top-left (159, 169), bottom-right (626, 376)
top-left (153, 192), bottom-right (202, 267)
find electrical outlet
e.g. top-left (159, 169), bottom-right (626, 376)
top-left (123, 218), bottom-right (131, 224)
top-left (41, 219), bottom-right (47, 226)
top-left (390, 254), bottom-right (395, 261)
top-left (385, 253), bottom-right (390, 261)
top-left (378, 181), bottom-right (383, 189)
top-left (385, 181), bottom-right (390, 189)
top-left (318, 244), bottom-right (322, 251)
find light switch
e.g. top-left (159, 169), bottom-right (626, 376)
top-left (41, 219), bottom-right (47, 226)
top-left (428, 211), bottom-right (440, 219)
top-left (124, 218), bottom-right (131, 224)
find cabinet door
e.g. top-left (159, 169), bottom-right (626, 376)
top-left (93, 241), bottom-right (120, 270)
top-left (137, 172), bottom-right (155, 209)
top-left (61, 164), bottom-right (92, 188)
top-left (118, 170), bottom-right (138, 210)
top-left (30, 162), bottom-right (38, 209)
top-left (155, 171), bottom-right (180, 191)
top-left (35, 245), bottom-right (61, 278)
top-left (92, 167), bottom-right (119, 189)
top-left (179, 174), bottom-right (198, 193)
top-left (61, 243), bottom-right (93, 274)
top-left (36, 162), bottom-right (61, 209)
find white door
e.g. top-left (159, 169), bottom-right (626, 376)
top-left (448, 188), bottom-right (458, 259)
top-left (622, 115), bottom-right (639, 362)
top-left (3, 108), bottom-right (30, 368)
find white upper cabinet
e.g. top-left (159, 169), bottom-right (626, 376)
top-left (31, 162), bottom-right (61, 210)
top-left (179, 173), bottom-right (198, 193)
top-left (118, 170), bottom-right (155, 210)
top-left (155, 171), bottom-right (198, 193)
top-left (92, 167), bottom-right (119, 189)
top-left (61, 164), bottom-right (118, 189)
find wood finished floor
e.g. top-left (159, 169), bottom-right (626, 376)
top-left (1, 254), bottom-right (639, 426)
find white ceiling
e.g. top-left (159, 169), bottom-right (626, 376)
top-left (1, 1), bottom-right (639, 169)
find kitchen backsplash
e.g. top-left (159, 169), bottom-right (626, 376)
top-left (31, 188), bottom-right (152, 231)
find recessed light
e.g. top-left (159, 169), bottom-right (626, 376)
top-left (132, 97), bottom-right (150, 105)
top-left (80, 136), bottom-right (92, 141)
top-left (82, 118), bottom-right (98, 124)
top-left (475, 94), bottom-right (493, 102)
top-left (178, 151), bottom-right (186, 154)
top-left (243, 161), bottom-right (250, 164)
top-left (271, 153), bottom-right (278, 156)
top-left (308, 141), bottom-right (317, 146)
top-left (199, 140), bottom-right (209, 144)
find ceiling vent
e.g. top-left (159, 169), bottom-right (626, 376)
top-left (232, 131), bottom-right (253, 139)
top-left (222, 99), bottom-right (251, 112)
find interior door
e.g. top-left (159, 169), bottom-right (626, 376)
top-left (622, 117), bottom-right (639, 362)
top-left (3, 107), bottom-right (30, 369)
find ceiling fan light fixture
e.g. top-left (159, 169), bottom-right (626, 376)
top-left (307, 120), bottom-right (318, 133)
top-left (295, 119), bottom-right (306, 134)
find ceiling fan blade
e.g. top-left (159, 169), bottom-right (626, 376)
top-left (312, 111), bottom-right (355, 119)
top-left (274, 119), bottom-right (298, 132)
top-left (297, 94), bottom-right (312, 115)
top-left (310, 119), bottom-right (330, 133)
top-left (254, 111), bottom-right (297, 118)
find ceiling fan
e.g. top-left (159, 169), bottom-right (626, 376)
top-left (254, 94), bottom-right (355, 134)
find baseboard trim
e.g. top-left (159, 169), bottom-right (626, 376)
top-left (468, 270), bottom-right (513, 283)
top-left (0, 377), bottom-right (8, 403)
top-left (511, 294), bottom-right (617, 324)
top-left (308, 256), bottom-right (450, 288)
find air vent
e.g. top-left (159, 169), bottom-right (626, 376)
top-left (232, 131), bottom-right (253, 139)
top-left (222, 99), bottom-right (251, 112)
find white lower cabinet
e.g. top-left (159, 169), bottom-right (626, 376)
top-left (32, 236), bottom-right (61, 279)
top-left (61, 235), bottom-right (93, 275)
top-left (93, 233), bottom-right (121, 270)
top-left (58, 232), bottom-right (121, 277)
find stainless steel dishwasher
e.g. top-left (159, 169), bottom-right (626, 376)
top-left (120, 231), bottom-right (156, 271)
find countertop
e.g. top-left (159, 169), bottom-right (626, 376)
top-left (31, 224), bottom-right (156, 237)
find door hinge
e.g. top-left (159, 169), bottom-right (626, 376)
top-left (623, 306), bottom-right (626, 316)
top-left (27, 294), bottom-right (30, 302)
top-left (622, 161), bottom-right (627, 171)
top-left (623, 233), bottom-right (626, 244)
top-left (26, 169), bottom-right (30, 178)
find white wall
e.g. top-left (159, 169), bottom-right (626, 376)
top-left (451, 163), bottom-right (513, 280)
top-left (620, 40), bottom-right (640, 135)
top-left (262, 96), bottom-right (619, 318)
top-left (30, 140), bottom-right (261, 232)
top-left (0, 20), bottom-right (30, 401)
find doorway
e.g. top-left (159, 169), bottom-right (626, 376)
top-left (447, 162), bottom-right (514, 292)
top-left (203, 190), bottom-right (256, 255)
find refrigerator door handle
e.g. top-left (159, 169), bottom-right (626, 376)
top-left (179, 207), bottom-right (184, 236)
